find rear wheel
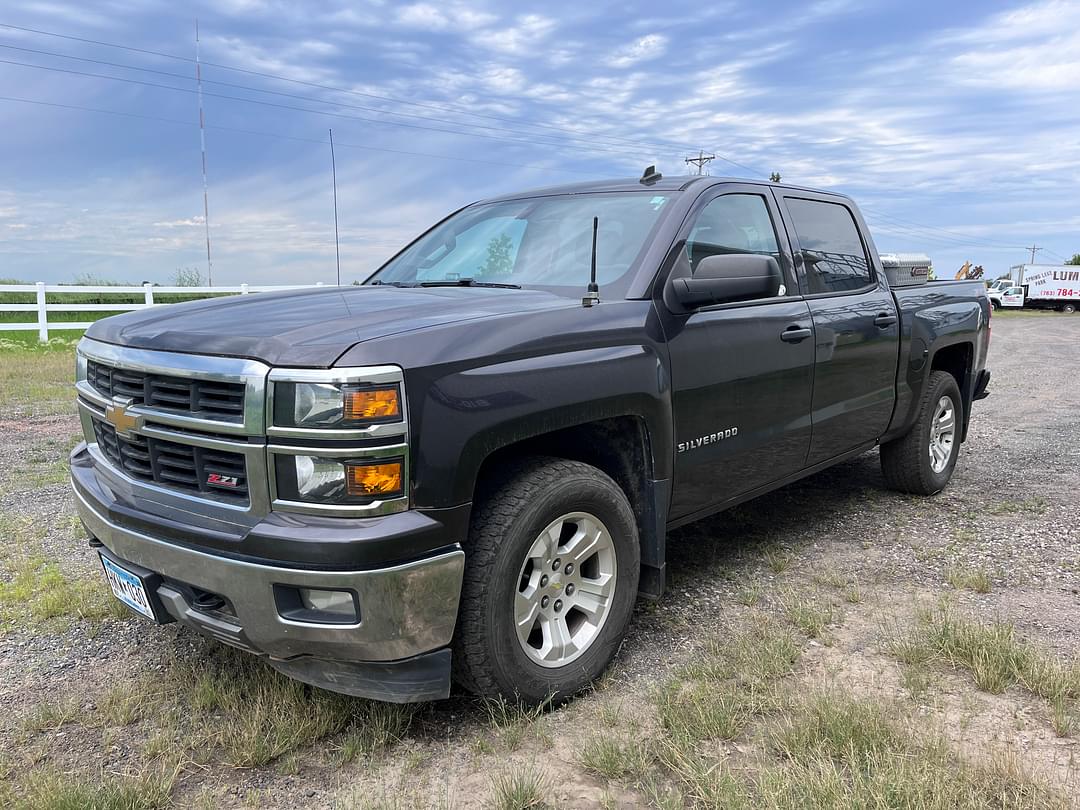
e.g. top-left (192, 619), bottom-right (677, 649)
top-left (1062, 303), bottom-right (1077, 314)
top-left (453, 458), bottom-right (639, 705)
top-left (880, 370), bottom-right (963, 495)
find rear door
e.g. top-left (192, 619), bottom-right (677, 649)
top-left (667, 185), bottom-right (814, 520)
top-left (774, 192), bottom-right (900, 466)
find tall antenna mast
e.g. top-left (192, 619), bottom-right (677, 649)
top-left (329, 128), bottom-right (341, 286)
top-left (195, 19), bottom-right (213, 286)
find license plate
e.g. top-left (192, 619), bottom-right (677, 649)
top-left (100, 554), bottom-right (155, 620)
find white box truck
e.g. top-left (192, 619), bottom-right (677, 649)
top-left (988, 264), bottom-right (1080, 312)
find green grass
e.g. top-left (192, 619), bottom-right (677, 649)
top-left (0, 339), bottom-right (78, 417)
top-left (488, 763), bottom-right (550, 810)
top-left (0, 554), bottom-right (128, 632)
top-left (945, 566), bottom-right (993, 593)
top-left (782, 592), bottom-right (837, 639)
top-left (888, 604), bottom-right (1080, 732)
top-left (579, 735), bottom-right (653, 781)
top-left (655, 620), bottom-right (800, 749)
top-left (758, 693), bottom-right (1063, 809)
top-left (986, 496), bottom-right (1049, 516)
top-left (1, 765), bottom-right (177, 810)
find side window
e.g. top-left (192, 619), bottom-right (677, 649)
top-left (785, 198), bottom-right (872, 294)
top-left (685, 194), bottom-right (786, 298)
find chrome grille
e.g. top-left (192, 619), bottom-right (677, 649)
top-left (92, 418), bottom-right (249, 504)
top-left (86, 359), bottom-right (246, 422)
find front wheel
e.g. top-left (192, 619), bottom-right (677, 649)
top-left (880, 370), bottom-right (963, 495)
top-left (452, 458), bottom-right (639, 705)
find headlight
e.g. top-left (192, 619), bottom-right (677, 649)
top-left (274, 454), bottom-right (405, 505)
top-left (274, 382), bottom-right (401, 429)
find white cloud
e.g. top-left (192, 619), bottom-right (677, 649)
top-left (605, 34), bottom-right (668, 68)
top-left (472, 14), bottom-right (556, 55)
top-left (394, 3), bottom-right (496, 32)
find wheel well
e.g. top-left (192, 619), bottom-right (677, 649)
top-left (472, 416), bottom-right (662, 595)
top-left (930, 342), bottom-right (973, 435)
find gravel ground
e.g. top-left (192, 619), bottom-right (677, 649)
top-left (0, 313), bottom-right (1077, 807)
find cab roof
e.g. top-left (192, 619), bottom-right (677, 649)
top-left (479, 174), bottom-right (846, 204)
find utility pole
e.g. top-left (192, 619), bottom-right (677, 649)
top-left (1026, 244), bottom-right (1041, 265)
top-left (195, 19), bottom-right (212, 287)
top-left (685, 150), bottom-right (716, 175)
top-left (329, 128), bottom-right (341, 286)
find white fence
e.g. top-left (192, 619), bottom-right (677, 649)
top-left (0, 282), bottom-right (326, 342)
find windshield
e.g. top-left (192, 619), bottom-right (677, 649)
top-left (367, 192), bottom-right (676, 294)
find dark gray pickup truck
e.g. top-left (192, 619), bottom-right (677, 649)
top-left (71, 172), bottom-right (991, 704)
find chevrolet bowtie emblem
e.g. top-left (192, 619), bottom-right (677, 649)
top-left (105, 399), bottom-right (142, 437)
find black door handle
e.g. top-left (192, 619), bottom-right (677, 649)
top-left (874, 313), bottom-right (897, 328)
top-left (780, 326), bottom-right (812, 343)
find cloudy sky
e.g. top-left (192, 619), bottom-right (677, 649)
top-left (1, 0), bottom-right (1077, 285)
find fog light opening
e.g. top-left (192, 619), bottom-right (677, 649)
top-left (300, 587), bottom-right (356, 616)
top-left (274, 584), bottom-right (360, 625)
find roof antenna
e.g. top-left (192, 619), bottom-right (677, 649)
top-left (582, 216), bottom-right (600, 308)
top-left (640, 165), bottom-right (662, 185)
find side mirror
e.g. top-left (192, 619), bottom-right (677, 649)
top-left (670, 254), bottom-right (781, 309)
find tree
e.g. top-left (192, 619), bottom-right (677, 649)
top-left (1067, 254), bottom-right (1080, 266)
top-left (480, 234), bottom-right (515, 277)
top-left (173, 266), bottom-right (202, 287)
top-left (769, 172), bottom-right (782, 183)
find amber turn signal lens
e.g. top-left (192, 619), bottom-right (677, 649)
top-left (344, 386), bottom-right (400, 421)
top-left (345, 461), bottom-right (403, 498)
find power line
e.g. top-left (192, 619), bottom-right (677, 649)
top-left (862, 213), bottom-right (1028, 251)
top-left (0, 93), bottom-right (601, 176)
top-left (685, 150), bottom-right (716, 175)
top-left (0, 21), bottom-right (763, 173)
top-left (861, 206), bottom-right (1028, 251)
top-left (0, 41), bottom-right (689, 159)
top-left (0, 55), bottom-right (684, 161)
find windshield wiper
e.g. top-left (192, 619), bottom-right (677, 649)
top-left (368, 279), bottom-right (415, 287)
top-left (418, 278), bottom-right (521, 289)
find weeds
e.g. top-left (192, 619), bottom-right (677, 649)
top-left (656, 621), bottom-right (800, 750)
top-left (945, 567), bottom-right (993, 593)
top-left (0, 555), bottom-right (128, 631)
top-left (579, 735), bottom-right (652, 781)
top-left (763, 547), bottom-right (792, 575)
top-left (489, 763), bottom-right (549, 810)
top-left (2, 764), bottom-right (178, 810)
top-left (887, 603), bottom-right (1080, 733)
top-left (759, 693), bottom-right (1063, 809)
top-left (782, 592), bottom-right (836, 640)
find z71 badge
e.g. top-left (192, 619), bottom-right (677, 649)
top-left (678, 428), bottom-right (738, 453)
top-left (206, 473), bottom-right (239, 488)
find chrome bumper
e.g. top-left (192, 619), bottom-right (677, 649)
top-left (74, 483), bottom-right (465, 664)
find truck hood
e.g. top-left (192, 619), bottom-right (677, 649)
top-left (84, 285), bottom-right (578, 367)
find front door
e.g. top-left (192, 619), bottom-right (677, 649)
top-left (776, 193), bottom-right (900, 466)
top-left (1002, 286), bottom-right (1025, 308)
top-left (666, 186), bottom-right (815, 521)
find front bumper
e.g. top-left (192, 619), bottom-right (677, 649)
top-left (73, 448), bottom-right (466, 702)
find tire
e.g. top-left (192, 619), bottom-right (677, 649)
top-left (880, 370), bottom-right (963, 495)
top-left (452, 457), bottom-right (640, 705)
top-left (990, 300), bottom-right (1000, 310)
top-left (1062, 303), bottom-right (1077, 314)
